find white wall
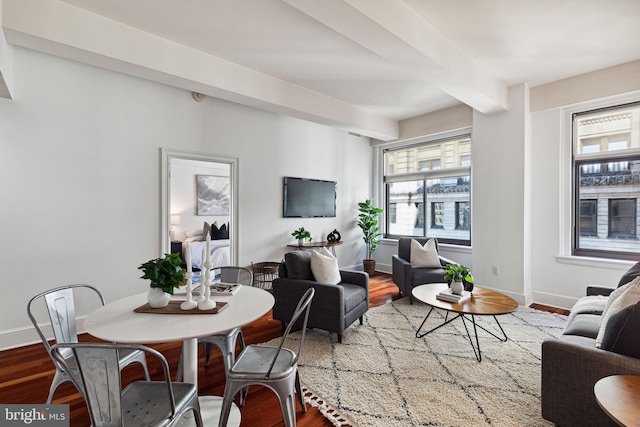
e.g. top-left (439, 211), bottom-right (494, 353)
top-left (0, 47), bottom-right (372, 349)
top-left (471, 84), bottom-right (530, 304)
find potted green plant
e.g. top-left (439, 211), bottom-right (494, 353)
top-left (138, 253), bottom-right (186, 308)
top-left (357, 199), bottom-right (384, 277)
top-left (444, 264), bottom-right (474, 295)
top-left (291, 227), bottom-right (312, 245)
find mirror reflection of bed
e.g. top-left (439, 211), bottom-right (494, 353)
top-left (183, 222), bottom-right (231, 283)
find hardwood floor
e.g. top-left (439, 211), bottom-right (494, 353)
top-left (0, 273), bottom-right (565, 426)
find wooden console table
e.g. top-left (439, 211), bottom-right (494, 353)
top-left (286, 241), bottom-right (343, 256)
top-left (594, 375), bottom-right (640, 426)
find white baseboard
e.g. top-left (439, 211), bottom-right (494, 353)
top-left (529, 292), bottom-right (576, 311)
top-left (0, 317), bottom-right (87, 351)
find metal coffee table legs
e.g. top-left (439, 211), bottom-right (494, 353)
top-left (415, 307), bottom-right (509, 362)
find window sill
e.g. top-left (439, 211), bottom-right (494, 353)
top-left (556, 255), bottom-right (634, 270)
top-left (380, 238), bottom-right (472, 254)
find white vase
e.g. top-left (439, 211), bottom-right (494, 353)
top-left (298, 238), bottom-right (305, 245)
top-left (147, 287), bottom-right (170, 308)
top-left (450, 281), bottom-right (464, 296)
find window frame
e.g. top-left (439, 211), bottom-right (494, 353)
top-left (381, 132), bottom-right (472, 246)
top-left (571, 101), bottom-right (640, 261)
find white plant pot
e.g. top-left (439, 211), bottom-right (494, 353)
top-left (450, 281), bottom-right (464, 296)
top-left (147, 287), bottom-right (171, 308)
top-left (298, 238), bottom-right (305, 245)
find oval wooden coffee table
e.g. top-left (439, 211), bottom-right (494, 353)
top-left (594, 375), bottom-right (640, 426)
top-left (412, 283), bottom-right (518, 362)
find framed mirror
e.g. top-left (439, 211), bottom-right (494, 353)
top-left (161, 149), bottom-right (239, 267)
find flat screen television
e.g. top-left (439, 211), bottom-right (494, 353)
top-left (283, 177), bottom-right (336, 218)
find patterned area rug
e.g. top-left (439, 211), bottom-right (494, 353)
top-left (265, 297), bottom-right (567, 427)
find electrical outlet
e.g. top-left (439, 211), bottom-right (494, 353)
top-left (492, 266), bottom-right (500, 275)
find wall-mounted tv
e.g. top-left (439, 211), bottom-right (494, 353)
top-left (283, 177), bottom-right (336, 218)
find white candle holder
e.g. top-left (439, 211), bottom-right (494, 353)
top-left (180, 271), bottom-right (197, 310)
top-left (198, 259), bottom-right (216, 310)
top-left (196, 274), bottom-right (207, 303)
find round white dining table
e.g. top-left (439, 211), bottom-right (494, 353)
top-left (84, 285), bottom-right (275, 427)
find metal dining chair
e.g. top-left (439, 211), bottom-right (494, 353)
top-left (176, 267), bottom-right (253, 388)
top-left (51, 342), bottom-right (203, 427)
top-left (27, 284), bottom-right (150, 403)
top-left (218, 287), bottom-right (315, 427)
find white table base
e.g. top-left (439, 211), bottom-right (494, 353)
top-left (180, 339), bottom-right (240, 427)
top-left (178, 396), bottom-right (240, 427)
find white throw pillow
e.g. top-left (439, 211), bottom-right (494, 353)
top-left (596, 276), bottom-right (640, 347)
top-left (410, 239), bottom-right (441, 268)
top-left (310, 247), bottom-right (341, 285)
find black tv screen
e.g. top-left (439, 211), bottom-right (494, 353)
top-left (283, 177), bottom-right (336, 218)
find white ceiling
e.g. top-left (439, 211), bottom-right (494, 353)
top-left (2, 0), bottom-right (639, 140)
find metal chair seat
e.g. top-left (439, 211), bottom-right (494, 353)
top-left (230, 345), bottom-right (297, 379)
top-left (121, 381), bottom-right (201, 426)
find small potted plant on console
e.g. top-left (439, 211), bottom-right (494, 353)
top-left (292, 227), bottom-right (312, 245)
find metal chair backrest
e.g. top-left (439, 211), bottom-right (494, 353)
top-left (51, 343), bottom-right (177, 427)
top-left (266, 287), bottom-right (315, 378)
top-left (218, 266), bottom-right (253, 286)
top-left (27, 284), bottom-right (104, 359)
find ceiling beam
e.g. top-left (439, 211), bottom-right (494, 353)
top-left (283, 0), bottom-right (508, 114)
top-left (1, 0), bottom-right (399, 140)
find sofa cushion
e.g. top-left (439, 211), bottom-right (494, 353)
top-left (310, 248), bottom-right (341, 285)
top-left (284, 251), bottom-right (315, 281)
top-left (562, 313), bottom-right (602, 339)
top-left (410, 267), bottom-right (447, 286)
top-left (596, 277), bottom-right (640, 347)
top-left (569, 295), bottom-right (608, 316)
top-left (560, 333), bottom-right (598, 348)
top-left (398, 237), bottom-right (439, 262)
top-left (410, 238), bottom-right (441, 268)
top-left (618, 260), bottom-right (640, 287)
top-left (341, 283), bottom-right (367, 313)
top-left (601, 302), bottom-right (640, 358)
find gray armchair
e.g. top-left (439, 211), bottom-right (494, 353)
top-left (272, 251), bottom-right (369, 343)
top-left (392, 237), bottom-right (454, 303)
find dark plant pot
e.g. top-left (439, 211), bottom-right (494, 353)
top-left (463, 278), bottom-right (474, 292)
top-left (363, 259), bottom-right (376, 277)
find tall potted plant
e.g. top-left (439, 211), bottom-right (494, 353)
top-left (357, 199), bottom-right (384, 276)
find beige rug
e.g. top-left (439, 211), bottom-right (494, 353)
top-left (265, 297), bottom-right (567, 427)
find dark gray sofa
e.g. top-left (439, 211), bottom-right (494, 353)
top-left (272, 251), bottom-right (369, 343)
top-left (541, 261), bottom-right (640, 427)
top-left (392, 237), bottom-right (454, 303)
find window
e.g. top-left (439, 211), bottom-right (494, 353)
top-left (420, 159), bottom-right (441, 171)
top-left (579, 200), bottom-right (597, 237)
top-left (384, 135), bottom-right (471, 245)
top-left (572, 102), bottom-right (640, 260)
top-left (431, 202), bottom-right (444, 228)
top-left (609, 199), bottom-right (637, 239)
top-left (456, 202), bottom-right (470, 230)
